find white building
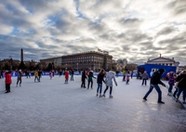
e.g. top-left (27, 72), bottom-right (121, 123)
top-left (146, 54), bottom-right (179, 67)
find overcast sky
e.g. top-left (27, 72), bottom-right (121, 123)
top-left (0, 0), bottom-right (186, 65)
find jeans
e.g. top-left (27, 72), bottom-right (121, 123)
top-left (81, 79), bottom-right (86, 88)
top-left (34, 76), bottom-right (39, 82)
top-left (173, 88), bottom-right (178, 97)
top-left (16, 77), bottom-right (22, 85)
top-left (97, 83), bottom-right (102, 94)
top-left (142, 79), bottom-right (147, 85)
top-left (70, 75), bottom-right (74, 81)
top-left (104, 86), bottom-right (113, 96)
top-left (168, 84), bottom-right (173, 93)
top-left (177, 87), bottom-right (186, 101)
top-left (5, 84), bottom-right (11, 92)
top-left (88, 80), bottom-right (93, 89)
top-left (144, 84), bottom-right (162, 102)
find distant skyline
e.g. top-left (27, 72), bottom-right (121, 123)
top-left (0, 0), bottom-right (186, 65)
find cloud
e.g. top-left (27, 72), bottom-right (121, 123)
top-left (0, 0), bottom-right (186, 65)
top-left (119, 17), bottom-right (142, 27)
top-left (158, 31), bottom-right (186, 45)
top-left (167, 0), bottom-right (186, 15)
top-left (156, 26), bottom-right (176, 36)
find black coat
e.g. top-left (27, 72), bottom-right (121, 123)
top-left (81, 71), bottom-right (87, 81)
top-left (97, 73), bottom-right (105, 84)
top-left (150, 71), bottom-right (165, 86)
top-left (176, 74), bottom-right (186, 88)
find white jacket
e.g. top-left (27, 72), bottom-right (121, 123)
top-left (105, 71), bottom-right (117, 87)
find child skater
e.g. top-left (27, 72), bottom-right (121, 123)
top-left (5, 70), bottom-right (12, 93)
top-left (126, 71), bottom-right (130, 85)
top-left (64, 69), bottom-right (69, 84)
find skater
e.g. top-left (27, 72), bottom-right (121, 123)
top-left (103, 69), bottom-right (117, 98)
top-left (167, 72), bottom-right (175, 96)
top-left (0, 70), bottom-right (4, 78)
top-left (96, 69), bottom-right (105, 97)
top-left (38, 70), bottom-right (42, 82)
top-left (175, 70), bottom-right (186, 104)
top-left (34, 70), bottom-right (39, 82)
top-left (122, 68), bottom-right (126, 81)
top-left (16, 69), bottom-right (22, 87)
top-left (49, 70), bottom-right (53, 80)
top-left (70, 69), bottom-right (74, 81)
top-left (126, 70), bottom-right (130, 85)
top-left (25, 70), bottom-right (31, 78)
top-left (81, 70), bottom-right (87, 88)
top-left (173, 72), bottom-right (180, 98)
top-left (59, 69), bottom-right (63, 77)
top-left (141, 71), bottom-right (149, 86)
top-left (143, 69), bottom-right (166, 104)
top-left (131, 70), bottom-right (133, 79)
top-left (64, 69), bottom-right (69, 84)
top-left (5, 70), bottom-right (12, 93)
top-left (87, 70), bottom-right (96, 89)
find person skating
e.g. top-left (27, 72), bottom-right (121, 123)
top-left (173, 72), bottom-right (180, 98)
top-left (143, 69), bottom-right (166, 104)
top-left (96, 69), bottom-right (105, 97)
top-left (49, 70), bottom-right (53, 80)
top-left (122, 69), bottom-right (126, 81)
top-left (34, 70), bottom-right (39, 82)
top-left (16, 69), bottom-right (22, 87)
top-left (64, 69), bottom-right (69, 84)
top-left (126, 70), bottom-right (130, 85)
top-left (5, 70), bottom-right (12, 93)
top-left (38, 70), bottom-right (42, 82)
top-left (87, 70), bottom-right (96, 89)
top-left (141, 71), bottom-right (149, 86)
top-left (175, 70), bottom-right (186, 104)
top-left (167, 72), bottom-right (175, 96)
top-left (81, 70), bottom-right (87, 88)
top-left (103, 69), bottom-right (117, 98)
top-left (70, 69), bottom-right (74, 81)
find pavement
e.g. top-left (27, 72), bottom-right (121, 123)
top-left (0, 76), bottom-right (186, 132)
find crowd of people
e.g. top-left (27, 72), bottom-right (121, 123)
top-left (143, 69), bottom-right (186, 104)
top-left (0, 68), bottom-right (186, 104)
top-left (80, 68), bottom-right (117, 98)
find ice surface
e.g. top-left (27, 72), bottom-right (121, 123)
top-left (0, 76), bottom-right (185, 132)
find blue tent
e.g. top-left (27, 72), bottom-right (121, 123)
top-left (137, 64), bottom-right (177, 78)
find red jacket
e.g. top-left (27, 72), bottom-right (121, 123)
top-left (64, 71), bottom-right (69, 79)
top-left (5, 73), bottom-right (12, 84)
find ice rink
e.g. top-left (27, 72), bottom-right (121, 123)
top-left (0, 75), bottom-right (185, 132)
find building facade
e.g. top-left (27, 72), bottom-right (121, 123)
top-left (40, 51), bottom-right (113, 71)
top-left (146, 55), bottom-right (179, 67)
